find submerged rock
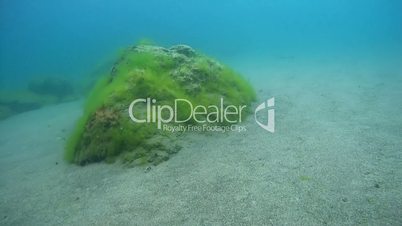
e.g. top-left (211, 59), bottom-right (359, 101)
top-left (0, 89), bottom-right (60, 120)
top-left (28, 77), bottom-right (74, 100)
top-left (65, 44), bottom-right (256, 165)
top-left (0, 77), bottom-right (77, 120)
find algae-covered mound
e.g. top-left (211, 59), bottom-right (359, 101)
top-left (65, 44), bottom-right (256, 166)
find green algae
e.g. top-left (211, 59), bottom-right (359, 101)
top-left (299, 175), bottom-right (311, 182)
top-left (65, 44), bottom-right (256, 165)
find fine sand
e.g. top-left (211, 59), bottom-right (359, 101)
top-left (1, 56), bottom-right (402, 225)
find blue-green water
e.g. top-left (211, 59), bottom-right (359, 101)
top-left (1, 1), bottom-right (402, 225)
top-left (1, 0), bottom-right (401, 86)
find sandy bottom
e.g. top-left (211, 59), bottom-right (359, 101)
top-left (1, 57), bottom-right (402, 225)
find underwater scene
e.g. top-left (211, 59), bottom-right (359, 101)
top-left (1, 0), bottom-right (402, 225)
